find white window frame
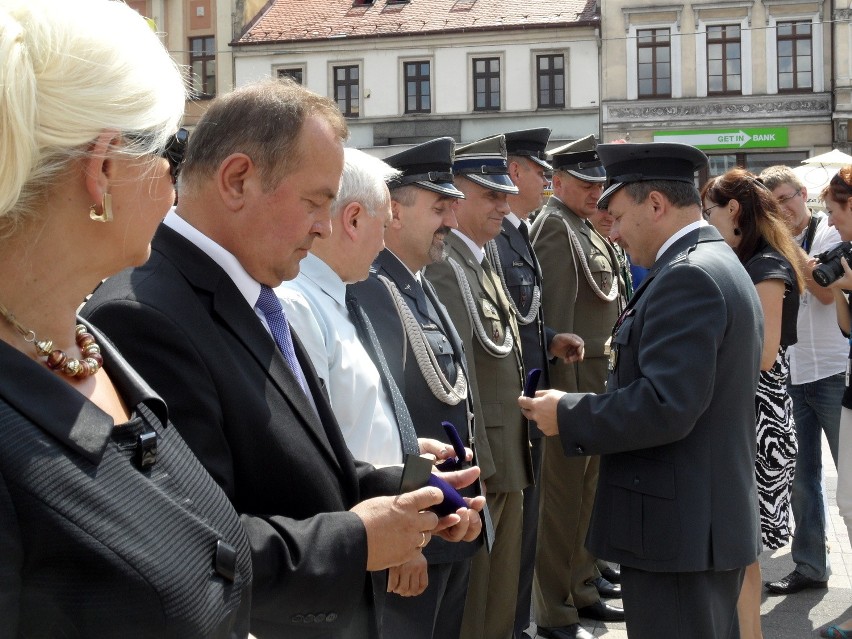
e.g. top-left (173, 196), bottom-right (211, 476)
top-left (696, 16), bottom-right (752, 96)
top-left (272, 63), bottom-right (307, 85)
top-left (530, 49), bottom-right (569, 110)
top-left (626, 22), bottom-right (682, 100)
top-left (468, 52), bottom-right (505, 113)
top-left (764, 12), bottom-right (823, 94)
top-left (328, 59), bottom-right (364, 118)
top-left (399, 56), bottom-right (434, 115)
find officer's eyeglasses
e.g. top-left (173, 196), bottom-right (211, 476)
top-left (776, 189), bottom-right (801, 205)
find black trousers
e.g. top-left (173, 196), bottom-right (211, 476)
top-left (620, 565), bottom-right (744, 639)
top-left (382, 559), bottom-right (471, 639)
top-left (514, 436), bottom-right (543, 637)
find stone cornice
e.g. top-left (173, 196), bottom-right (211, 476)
top-left (603, 93), bottom-right (831, 125)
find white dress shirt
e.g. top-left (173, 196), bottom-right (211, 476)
top-left (277, 253), bottom-right (403, 466)
top-left (789, 216), bottom-right (848, 384)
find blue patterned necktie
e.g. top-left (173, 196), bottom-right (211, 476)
top-left (255, 285), bottom-right (311, 397)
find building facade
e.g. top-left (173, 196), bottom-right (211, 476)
top-left (599, 0), bottom-right (838, 176)
top-left (126, 0), bottom-right (266, 126)
top-left (232, 0), bottom-right (602, 154)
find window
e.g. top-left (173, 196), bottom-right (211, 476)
top-left (777, 21), bottom-right (812, 92)
top-left (707, 25), bottom-right (741, 94)
top-left (334, 65), bottom-right (360, 117)
top-left (404, 61), bottom-right (431, 114)
top-left (189, 36), bottom-right (216, 98)
top-left (637, 28), bottom-right (671, 98)
top-left (276, 67), bottom-right (304, 84)
top-left (536, 54), bottom-right (565, 109)
top-left (472, 57), bottom-right (500, 111)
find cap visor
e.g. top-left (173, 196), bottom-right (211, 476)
top-left (597, 182), bottom-right (625, 209)
top-left (466, 173), bottom-right (520, 195)
top-left (528, 156), bottom-right (553, 171)
top-left (415, 180), bottom-right (465, 199)
top-left (566, 165), bottom-right (606, 182)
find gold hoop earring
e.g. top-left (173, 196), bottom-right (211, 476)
top-left (89, 193), bottom-right (113, 223)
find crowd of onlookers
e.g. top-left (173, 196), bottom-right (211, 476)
top-left (5, 1), bottom-right (852, 639)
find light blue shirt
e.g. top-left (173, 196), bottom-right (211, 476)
top-left (277, 253), bottom-right (403, 466)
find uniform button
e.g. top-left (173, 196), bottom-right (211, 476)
top-left (575, 445), bottom-right (584, 454)
top-left (633, 476), bottom-right (640, 486)
top-left (327, 613), bottom-right (338, 622)
top-left (292, 615), bottom-right (303, 623)
top-left (304, 614), bottom-right (314, 623)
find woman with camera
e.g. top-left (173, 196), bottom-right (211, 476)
top-left (0, 0), bottom-right (252, 635)
top-left (702, 168), bottom-right (804, 639)
top-left (817, 167), bottom-right (852, 638)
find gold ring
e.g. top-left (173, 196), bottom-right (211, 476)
top-left (417, 532), bottom-right (427, 549)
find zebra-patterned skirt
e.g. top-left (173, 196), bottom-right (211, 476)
top-left (755, 346), bottom-right (798, 550)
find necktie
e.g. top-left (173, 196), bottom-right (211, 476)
top-left (345, 287), bottom-right (420, 456)
top-left (255, 285), bottom-right (311, 398)
top-left (518, 220), bottom-right (531, 243)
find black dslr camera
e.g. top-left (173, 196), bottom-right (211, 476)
top-left (813, 241), bottom-right (852, 287)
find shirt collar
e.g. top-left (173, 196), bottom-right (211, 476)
top-left (451, 229), bottom-right (485, 263)
top-left (298, 253), bottom-right (346, 307)
top-left (164, 209), bottom-right (262, 308)
top-left (656, 219), bottom-right (708, 262)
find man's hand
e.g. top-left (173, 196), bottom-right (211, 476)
top-left (351, 487), bottom-right (441, 571)
top-left (387, 553), bottom-right (429, 597)
top-left (548, 333), bottom-right (585, 363)
top-left (418, 437), bottom-right (474, 463)
top-left (518, 389), bottom-right (567, 436)
top-left (431, 465), bottom-right (485, 543)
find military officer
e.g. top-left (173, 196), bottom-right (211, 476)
top-left (350, 137), bottom-right (483, 639)
top-left (529, 135), bottom-right (625, 639)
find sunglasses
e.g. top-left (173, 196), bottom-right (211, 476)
top-left (162, 128), bottom-right (189, 184)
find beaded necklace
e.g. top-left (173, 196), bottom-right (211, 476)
top-left (0, 302), bottom-right (102, 378)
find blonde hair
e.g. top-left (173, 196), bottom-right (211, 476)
top-left (0, 0), bottom-right (186, 235)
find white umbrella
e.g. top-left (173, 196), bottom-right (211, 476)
top-left (792, 164), bottom-right (838, 210)
top-left (801, 148), bottom-right (852, 166)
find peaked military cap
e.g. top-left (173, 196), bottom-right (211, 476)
top-left (503, 127), bottom-right (553, 171)
top-left (596, 142), bottom-right (708, 209)
top-left (453, 134), bottom-right (519, 195)
top-left (384, 137), bottom-right (465, 198)
top-left (548, 134), bottom-right (605, 183)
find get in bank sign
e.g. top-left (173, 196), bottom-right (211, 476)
top-left (653, 127), bottom-right (788, 149)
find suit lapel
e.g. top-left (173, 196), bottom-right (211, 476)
top-left (501, 219), bottom-right (538, 274)
top-left (377, 251), bottom-right (432, 319)
top-left (156, 226), bottom-right (344, 476)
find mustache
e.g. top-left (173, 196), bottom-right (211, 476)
top-left (435, 226), bottom-right (452, 237)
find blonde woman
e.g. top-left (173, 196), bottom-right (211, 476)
top-left (0, 1), bottom-right (251, 635)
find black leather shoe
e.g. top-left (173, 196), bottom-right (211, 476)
top-left (577, 600), bottom-right (625, 622)
top-left (588, 575), bottom-right (622, 598)
top-left (765, 570), bottom-right (828, 595)
top-left (537, 623), bottom-right (595, 639)
top-left (598, 562), bottom-right (621, 584)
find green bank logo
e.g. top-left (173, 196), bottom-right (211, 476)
top-left (653, 128), bottom-right (788, 149)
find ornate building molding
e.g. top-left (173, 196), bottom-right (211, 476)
top-left (604, 93), bottom-right (831, 126)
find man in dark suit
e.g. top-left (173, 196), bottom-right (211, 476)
top-left (82, 79), bottom-right (482, 639)
top-left (519, 142), bottom-right (764, 639)
top-left (529, 136), bottom-right (625, 639)
top-left (350, 136), bottom-right (484, 639)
